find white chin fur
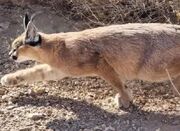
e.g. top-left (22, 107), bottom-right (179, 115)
top-left (15, 56), bottom-right (30, 63)
top-left (15, 59), bottom-right (27, 63)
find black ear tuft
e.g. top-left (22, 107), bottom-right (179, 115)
top-left (23, 13), bottom-right (30, 30)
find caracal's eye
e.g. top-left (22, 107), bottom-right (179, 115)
top-left (14, 41), bottom-right (22, 49)
top-left (9, 48), bottom-right (16, 56)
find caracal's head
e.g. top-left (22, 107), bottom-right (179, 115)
top-left (9, 14), bottom-right (42, 63)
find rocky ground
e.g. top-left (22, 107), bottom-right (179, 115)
top-left (0, 4), bottom-right (180, 131)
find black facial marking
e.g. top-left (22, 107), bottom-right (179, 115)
top-left (25, 34), bottom-right (42, 46)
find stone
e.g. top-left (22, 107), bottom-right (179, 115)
top-left (1, 94), bottom-right (10, 102)
top-left (104, 126), bottom-right (115, 131)
top-left (0, 88), bottom-right (6, 95)
top-left (27, 113), bottom-right (45, 120)
top-left (19, 127), bottom-right (32, 131)
top-left (0, 109), bottom-right (5, 114)
top-left (0, 22), bottom-right (9, 32)
top-left (6, 105), bottom-right (17, 110)
top-left (29, 87), bottom-right (46, 95)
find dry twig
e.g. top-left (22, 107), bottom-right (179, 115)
top-left (165, 69), bottom-right (180, 97)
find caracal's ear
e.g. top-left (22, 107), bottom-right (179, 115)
top-left (24, 15), bottom-right (41, 46)
top-left (23, 13), bottom-right (30, 30)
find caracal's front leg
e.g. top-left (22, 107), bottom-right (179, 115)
top-left (1, 64), bottom-right (66, 86)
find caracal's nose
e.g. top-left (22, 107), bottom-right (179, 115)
top-left (12, 55), bottom-right (17, 60)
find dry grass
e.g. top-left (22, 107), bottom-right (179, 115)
top-left (39, 0), bottom-right (180, 27)
top-left (2, 0), bottom-right (180, 27)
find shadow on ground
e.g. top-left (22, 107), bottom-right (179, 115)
top-left (14, 94), bottom-right (180, 131)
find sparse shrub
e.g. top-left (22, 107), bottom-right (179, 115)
top-left (1, 0), bottom-right (180, 27)
top-left (39, 0), bottom-right (180, 27)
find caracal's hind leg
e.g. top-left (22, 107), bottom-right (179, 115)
top-left (96, 59), bottom-right (132, 108)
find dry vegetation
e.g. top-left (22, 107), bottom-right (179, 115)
top-left (38, 0), bottom-right (180, 27)
top-left (1, 0), bottom-right (180, 27)
top-left (1, 0), bottom-right (179, 27)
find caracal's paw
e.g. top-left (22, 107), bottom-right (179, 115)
top-left (1, 74), bottom-right (23, 86)
top-left (115, 91), bottom-right (133, 109)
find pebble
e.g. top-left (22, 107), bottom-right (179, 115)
top-left (0, 109), bottom-right (5, 114)
top-left (162, 104), bottom-right (169, 110)
top-left (94, 126), bottom-right (103, 131)
top-left (46, 109), bottom-right (53, 116)
top-left (0, 88), bottom-right (6, 95)
top-left (19, 127), bottom-right (32, 131)
top-left (155, 128), bottom-right (160, 131)
top-left (1, 92), bottom-right (19, 103)
top-left (6, 105), bottom-right (17, 110)
top-left (0, 22), bottom-right (9, 32)
top-left (1, 94), bottom-right (10, 102)
top-left (28, 87), bottom-right (46, 95)
top-left (83, 129), bottom-right (91, 131)
top-left (172, 119), bottom-right (180, 125)
top-left (27, 113), bottom-right (46, 120)
top-left (104, 126), bottom-right (115, 131)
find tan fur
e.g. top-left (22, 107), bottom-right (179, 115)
top-left (1, 23), bottom-right (180, 108)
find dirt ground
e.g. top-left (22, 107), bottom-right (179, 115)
top-left (0, 4), bottom-right (180, 131)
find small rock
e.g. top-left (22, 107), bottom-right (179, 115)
top-left (0, 109), bottom-right (5, 114)
top-left (62, 112), bottom-right (67, 117)
top-left (46, 109), bottom-right (52, 116)
top-left (10, 96), bottom-right (19, 104)
top-left (172, 119), bottom-right (180, 125)
top-left (155, 128), bottom-right (160, 131)
top-left (86, 93), bottom-right (95, 101)
top-left (0, 22), bottom-right (9, 32)
top-left (6, 105), bottom-right (17, 110)
top-left (1, 94), bottom-right (10, 102)
top-left (1, 93), bottom-right (19, 103)
top-left (0, 88), bottom-right (6, 95)
top-left (162, 104), bottom-right (169, 110)
top-left (27, 113), bottom-right (46, 120)
top-left (29, 87), bottom-right (46, 95)
top-left (126, 120), bottom-right (130, 125)
top-left (94, 126), bottom-right (103, 131)
top-left (83, 129), bottom-right (91, 131)
top-left (104, 126), bottom-right (115, 131)
top-left (9, 113), bottom-right (14, 117)
top-left (107, 98), bottom-right (112, 103)
top-left (19, 127), bottom-right (32, 131)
